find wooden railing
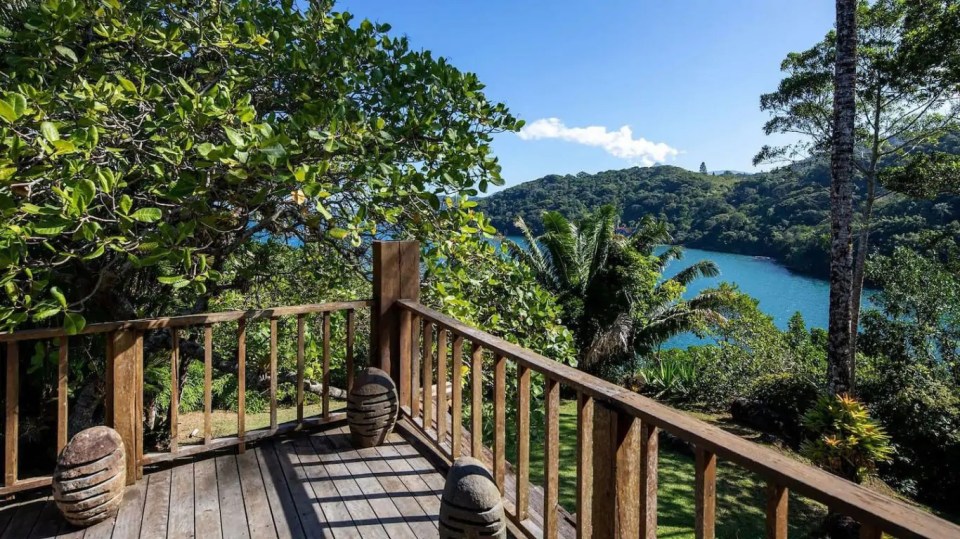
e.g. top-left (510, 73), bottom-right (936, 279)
top-left (0, 300), bottom-right (370, 497)
top-left (394, 298), bottom-right (960, 539)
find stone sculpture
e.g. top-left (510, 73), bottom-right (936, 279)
top-left (347, 367), bottom-right (399, 448)
top-left (439, 457), bottom-right (507, 539)
top-left (53, 426), bottom-right (126, 527)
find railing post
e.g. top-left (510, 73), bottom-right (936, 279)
top-left (371, 240), bottom-right (420, 401)
top-left (107, 330), bottom-right (143, 485)
top-left (592, 402), bottom-right (640, 538)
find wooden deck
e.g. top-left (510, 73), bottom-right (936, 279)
top-left (0, 426), bottom-right (448, 539)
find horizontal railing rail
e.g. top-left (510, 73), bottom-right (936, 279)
top-left (0, 299), bottom-right (371, 498)
top-left (396, 298), bottom-right (960, 539)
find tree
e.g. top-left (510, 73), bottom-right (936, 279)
top-left (828, 0), bottom-right (858, 395)
top-left (505, 205), bottom-right (728, 373)
top-left (756, 0), bottom-right (960, 382)
top-left (699, 162), bottom-right (708, 174)
top-left (0, 0), bottom-right (521, 333)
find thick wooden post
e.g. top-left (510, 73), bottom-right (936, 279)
top-left (592, 403), bottom-right (640, 538)
top-left (108, 330), bottom-right (143, 486)
top-left (371, 240), bottom-right (420, 399)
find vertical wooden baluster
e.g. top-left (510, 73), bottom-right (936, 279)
top-left (204, 325), bottom-right (213, 444)
top-left (169, 331), bottom-right (179, 454)
top-left (615, 414), bottom-right (641, 537)
top-left (451, 335), bottom-right (463, 458)
top-left (576, 392), bottom-right (594, 539)
top-left (410, 315), bottom-right (421, 417)
top-left (135, 332), bottom-right (143, 480)
top-left (860, 524), bottom-right (882, 539)
top-left (695, 448), bottom-right (717, 539)
top-left (5, 342), bottom-right (18, 487)
top-left (544, 377), bottom-right (560, 539)
top-left (493, 354), bottom-right (506, 493)
top-left (296, 314), bottom-right (305, 424)
top-left (470, 342), bottom-right (483, 458)
top-left (766, 482), bottom-right (788, 539)
top-left (269, 317), bottom-right (278, 431)
top-left (399, 309), bottom-right (411, 409)
top-left (57, 336), bottom-right (68, 455)
top-left (422, 323), bottom-right (433, 432)
top-left (346, 309), bottom-right (355, 393)
top-left (516, 365), bottom-right (531, 520)
top-left (640, 423), bottom-right (659, 538)
top-left (437, 328), bottom-right (448, 446)
top-left (322, 312), bottom-right (331, 419)
top-left (237, 319), bottom-right (246, 452)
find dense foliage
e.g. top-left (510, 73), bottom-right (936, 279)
top-left (481, 157), bottom-right (960, 278)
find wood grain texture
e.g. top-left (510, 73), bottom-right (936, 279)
top-left (410, 315), bottom-right (421, 417)
top-left (615, 413), bottom-right (641, 537)
top-left (399, 309), bottom-right (411, 409)
top-left (421, 323), bottom-right (434, 433)
top-left (170, 330), bottom-right (179, 454)
top-left (544, 376), bottom-right (560, 539)
top-left (766, 482), bottom-right (788, 539)
top-left (576, 392), bottom-right (593, 539)
top-left (237, 319), bottom-right (246, 452)
top-left (451, 334), bottom-right (464, 458)
top-left (5, 342), bottom-right (17, 486)
top-left (493, 353), bottom-right (506, 493)
top-left (204, 325), bottom-right (213, 444)
top-left (110, 330), bottom-right (142, 485)
top-left (322, 311), bottom-right (331, 419)
top-left (695, 448), bottom-right (717, 539)
top-left (57, 337), bottom-right (68, 455)
top-left (270, 317), bottom-right (278, 431)
top-left (640, 423), bottom-right (659, 539)
top-left (471, 342), bottom-right (483, 459)
top-left (517, 364), bottom-right (531, 520)
top-left (346, 309), bottom-right (356, 393)
top-left (297, 314), bottom-right (305, 423)
top-left (436, 328), bottom-right (448, 447)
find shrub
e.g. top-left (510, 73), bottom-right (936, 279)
top-left (629, 352), bottom-right (699, 403)
top-left (731, 372), bottom-right (820, 445)
top-left (801, 394), bottom-right (893, 483)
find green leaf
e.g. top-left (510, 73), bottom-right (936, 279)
top-left (223, 127), bottom-right (244, 147)
top-left (82, 244), bottom-right (105, 261)
top-left (50, 286), bottom-right (67, 308)
top-left (33, 307), bottom-right (62, 321)
top-left (116, 75), bottom-right (137, 93)
top-left (64, 313), bottom-right (86, 335)
top-left (130, 207), bottom-right (162, 222)
top-left (119, 194), bottom-right (132, 215)
top-left (157, 275), bottom-right (185, 285)
top-left (41, 121), bottom-right (60, 142)
top-left (0, 100), bottom-right (15, 123)
top-left (328, 228), bottom-right (349, 239)
top-left (55, 45), bottom-right (78, 63)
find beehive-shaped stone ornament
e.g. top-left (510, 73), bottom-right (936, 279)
top-left (347, 367), bottom-right (399, 448)
top-left (439, 457), bottom-right (507, 539)
top-left (53, 426), bottom-right (126, 527)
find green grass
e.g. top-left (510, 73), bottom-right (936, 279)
top-left (518, 400), bottom-right (827, 538)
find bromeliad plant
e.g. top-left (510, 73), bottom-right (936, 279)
top-left (801, 393), bottom-right (894, 483)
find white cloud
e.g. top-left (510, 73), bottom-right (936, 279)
top-left (517, 117), bottom-right (679, 165)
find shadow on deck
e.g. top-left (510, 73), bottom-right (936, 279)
top-left (0, 424), bottom-right (450, 539)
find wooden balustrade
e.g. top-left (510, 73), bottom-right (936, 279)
top-left (0, 299), bottom-right (371, 497)
top-left (395, 298), bottom-right (960, 539)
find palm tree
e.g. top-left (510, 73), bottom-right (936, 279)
top-left (827, 0), bottom-right (858, 395)
top-left (505, 206), bottom-right (729, 373)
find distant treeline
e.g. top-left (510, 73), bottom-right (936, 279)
top-left (480, 157), bottom-right (960, 279)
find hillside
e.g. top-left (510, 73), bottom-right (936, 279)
top-left (479, 162), bottom-right (960, 278)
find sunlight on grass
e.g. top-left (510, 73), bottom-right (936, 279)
top-left (177, 399), bottom-right (347, 444)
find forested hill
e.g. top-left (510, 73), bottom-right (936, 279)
top-left (479, 162), bottom-right (960, 278)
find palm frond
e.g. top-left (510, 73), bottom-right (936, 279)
top-left (663, 260), bottom-right (720, 288)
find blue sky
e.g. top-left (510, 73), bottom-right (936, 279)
top-left (336, 0), bottom-right (835, 191)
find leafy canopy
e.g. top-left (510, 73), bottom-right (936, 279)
top-left (0, 0), bottom-right (520, 332)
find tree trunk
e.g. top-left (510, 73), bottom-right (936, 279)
top-left (827, 0), bottom-right (858, 396)
top-left (849, 174), bottom-right (876, 387)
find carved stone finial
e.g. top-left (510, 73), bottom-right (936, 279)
top-left (440, 457), bottom-right (507, 539)
top-left (347, 367), bottom-right (399, 448)
top-left (53, 426), bottom-right (126, 527)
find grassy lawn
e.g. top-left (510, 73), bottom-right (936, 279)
top-left (177, 399), bottom-right (347, 445)
top-left (520, 400), bottom-right (827, 538)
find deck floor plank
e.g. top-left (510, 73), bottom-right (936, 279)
top-left (25, 498), bottom-right (61, 539)
top-left (167, 462), bottom-right (195, 539)
top-left (193, 457), bottom-right (222, 539)
top-left (139, 468), bottom-right (171, 539)
top-left (273, 439), bottom-right (332, 538)
top-left (236, 450), bottom-right (276, 539)
top-left (310, 432), bottom-right (404, 539)
top-left (371, 439), bottom-right (443, 523)
top-left (290, 436), bottom-right (359, 539)
top-left (215, 455), bottom-right (250, 539)
top-left (108, 478), bottom-right (146, 539)
top-left (254, 444), bottom-right (305, 539)
top-left (0, 497), bottom-right (45, 539)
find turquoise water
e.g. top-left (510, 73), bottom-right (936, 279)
top-left (498, 237), bottom-right (875, 349)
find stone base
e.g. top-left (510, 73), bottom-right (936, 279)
top-left (439, 457), bottom-right (506, 539)
top-left (53, 426), bottom-right (126, 527)
top-left (347, 367), bottom-right (399, 448)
